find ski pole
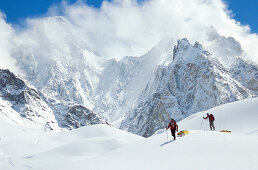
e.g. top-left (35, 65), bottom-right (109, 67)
top-left (166, 129), bottom-right (168, 141)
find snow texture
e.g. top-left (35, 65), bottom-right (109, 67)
top-left (121, 38), bottom-right (255, 137)
top-left (7, 34), bottom-right (258, 136)
top-left (0, 69), bottom-right (107, 131)
top-left (230, 58), bottom-right (258, 95)
top-left (0, 97), bottom-right (257, 170)
top-left (0, 69), bottom-right (59, 130)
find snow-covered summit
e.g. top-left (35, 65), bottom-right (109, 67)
top-left (11, 16), bottom-right (106, 109)
top-left (172, 38), bottom-right (209, 62)
top-left (8, 33), bottom-right (258, 137)
top-left (121, 38), bottom-right (255, 137)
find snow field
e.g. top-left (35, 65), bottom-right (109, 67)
top-left (0, 97), bottom-right (257, 169)
top-left (179, 97), bottom-right (258, 135)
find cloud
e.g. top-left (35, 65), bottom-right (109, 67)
top-left (1, 0), bottom-right (258, 73)
top-left (0, 13), bottom-right (22, 74)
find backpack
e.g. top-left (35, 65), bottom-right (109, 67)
top-left (210, 114), bottom-right (215, 121)
top-left (170, 121), bottom-right (176, 129)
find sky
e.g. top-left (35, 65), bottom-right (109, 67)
top-left (0, 0), bottom-right (258, 74)
top-left (224, 0), bottom-right (258, 33)
top-left (0, 0), bottom-right (257, 33)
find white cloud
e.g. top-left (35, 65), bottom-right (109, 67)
top-left (1, 0), bottom-right (258, 73)
top-left (0, 13), bottom-right (22, 74)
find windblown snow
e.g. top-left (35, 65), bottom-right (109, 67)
top-left (0, 97), bottom-right (257, 170)
top-left (0, 0), bottom-right (258, 168)
top-left (8, 34), bottom-right (258, 137)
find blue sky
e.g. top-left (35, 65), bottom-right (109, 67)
top-left (0, 0), bottom-right (257, 33)
top-left (224, 0), bottom-right (258, 33)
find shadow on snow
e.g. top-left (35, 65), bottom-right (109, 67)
top-left (160, 139), bottom-right (175, 146)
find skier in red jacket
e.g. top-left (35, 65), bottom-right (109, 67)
top-left (166, 119), bottom-right (178, 140)
top-left (203, 113), bottom-right (215, 131)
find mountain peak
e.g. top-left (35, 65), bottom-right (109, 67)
top-left (172, 38), bottom-right (208, 62)
top-left (174, 38), bottom-right (191, 53)
top-left (121, 40), bottom-right (254, 137)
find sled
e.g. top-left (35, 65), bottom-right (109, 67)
top-left (220, 130), bottom-right (231, 133)
top-left (177, 130), bottom-right (190, 137)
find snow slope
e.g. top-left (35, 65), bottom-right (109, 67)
top-left (0, 69), bottom-right (60, 131)
top-left (74, 131), bottom-right (258, 170)
top-left (0, 69), bottom-right (107, 131)
top-left (71, 97), bottom-right (258, 170)
top-left (121, 38), bottom-right (255, 137)
top-left (0, 97), bottom-right (257, 169)
top-left (179, 97), bottom-right (258, 135)
top-left (0, 123), bottom-right (142, 169)
top-left (11, 33), bottom-right (258, 136)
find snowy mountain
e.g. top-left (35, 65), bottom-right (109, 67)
top-left (207, 30), bottom-right (244, 67)
top-left (93, 56), bottom-right (141, 122)
top-left (41, 95), bottom-right (108, 130)
top-left (93, 38), bottom-right (175, 123)
top-left (0, 97), bottom-right (257, 169)
top-left (11, 16), bottom-right (106, 110)
top-left (121, 38), bottom-right (255, 137)
top-left (9, 28), bottom-right (258, 137)
top-left (0, 69), bottom-right (59, 130)
top-left (230, 58), bottom-right (258, 95)
top-left (0, 69), bottom-right (107, 130)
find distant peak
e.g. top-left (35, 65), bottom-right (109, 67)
top-left (176, 38), bottom-right (191, 50)
top-left (193, 41), bottom-right (203, 50)
top-left (172, 38), bottom-right (206, 61)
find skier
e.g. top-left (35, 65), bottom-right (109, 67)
top-left (203, 113), bottom-right (215, 131)
top-left (166, 119), bottom-right (178, 140)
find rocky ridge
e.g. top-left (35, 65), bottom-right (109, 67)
top-left (120, 39), bottom-right (255, 137)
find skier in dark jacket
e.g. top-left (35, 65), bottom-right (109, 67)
top-left (166, 119), bottom-right (178, 140)
top-left (203, 113), bottom-right (215, 131)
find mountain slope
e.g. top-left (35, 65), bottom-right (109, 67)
top-left (0, 69), bottom-right (107, 130)
top-left (121, 38), bottom-right (255, 137)
top-left (10, 32), bottom-right (258, 136)
top-left (11, 16), bottom-right (106, 110)
top-left (93, 56), bottom-right (141, 122)
top-left (0, 69), bottom-right (59, 130)
top-left (230, 58), bottom-right (258, 95)
top-left (0, 98), bottom-right (257, 170)
top-left (179, 97), bottom-right (258, 135)
top-left (93, 38), bottom-right (175, 123)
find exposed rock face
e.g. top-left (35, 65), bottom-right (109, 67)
top-left (121, 39), bottom-right (255, 137)
top-left (8, 28), bottom-right (258, 137)
top-left (41, 95), bottom-right (109, 130)
top-left (0, 69), bottom-right (59, 130)
top-left (230, 58), bottom-right (258, 95)
top-left (65, 105), bottom-right (108, 129)
top-left (0, 69), bottom-right (107, 130)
